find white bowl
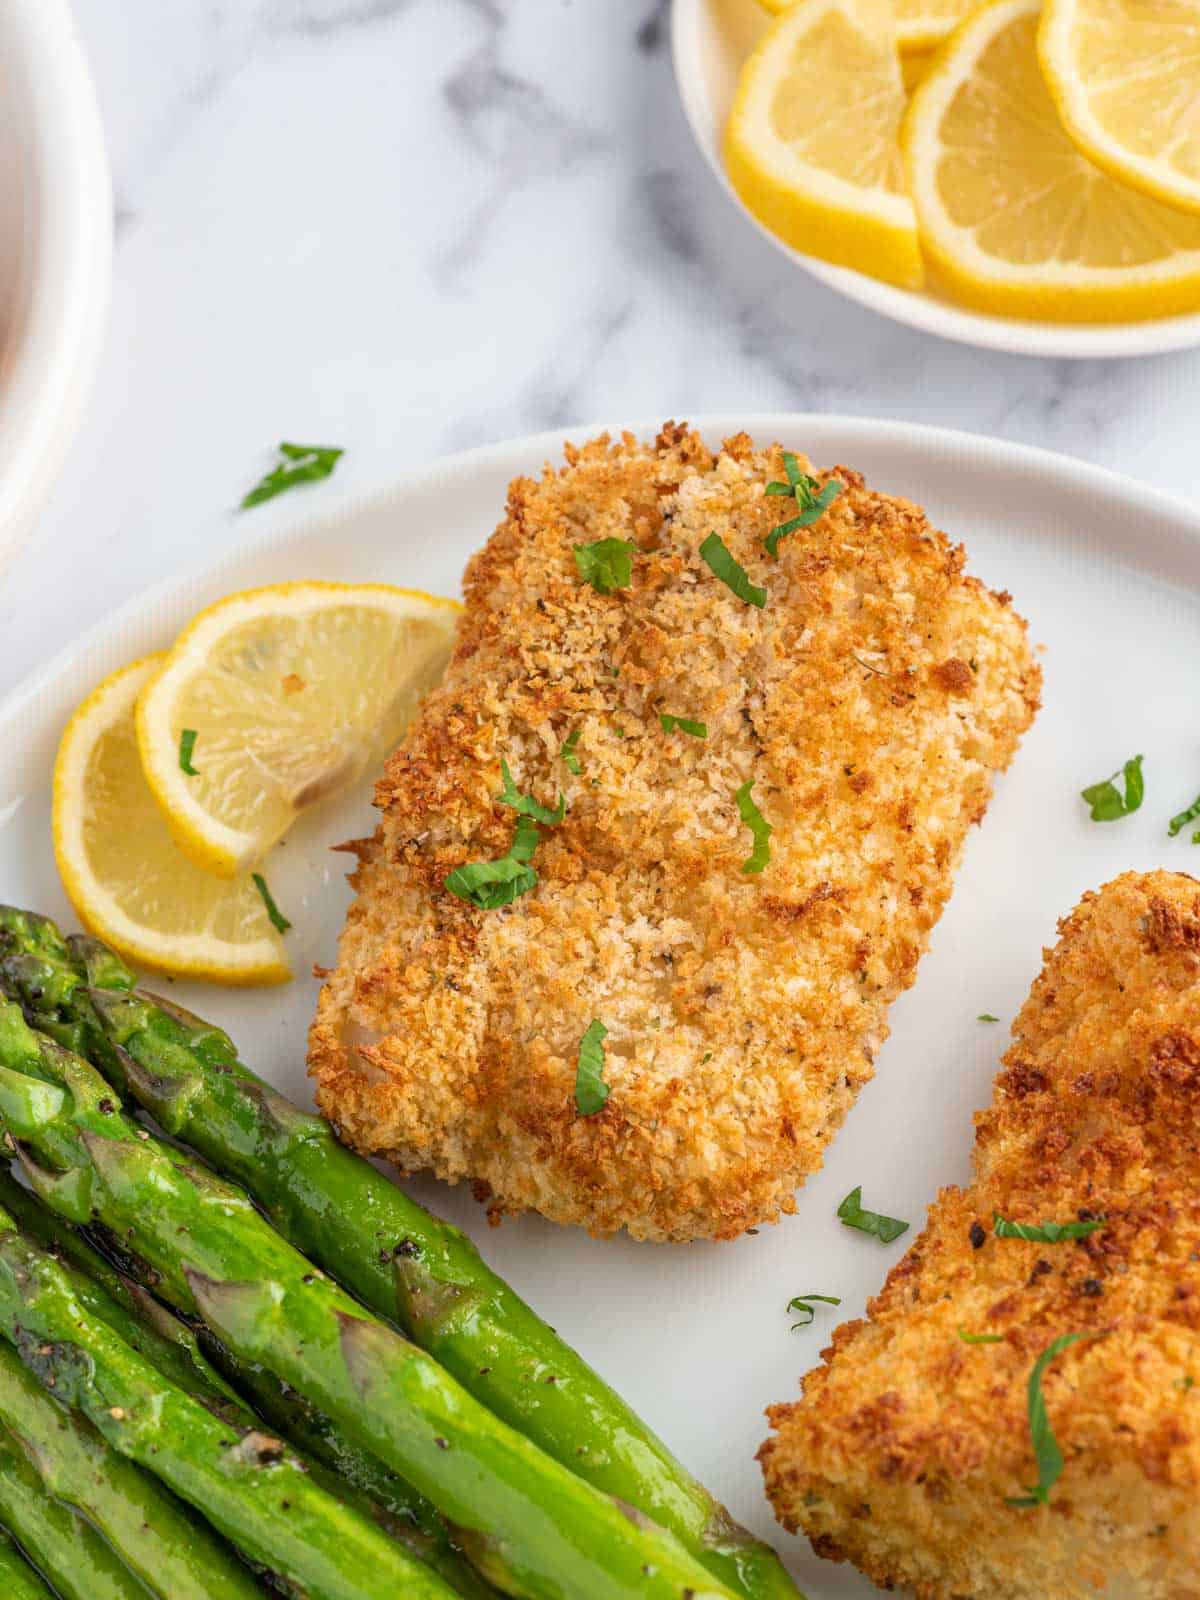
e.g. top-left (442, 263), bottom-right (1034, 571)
top-left (671, 0), bottom-right (1200, 359)
top-left (0, 0), bottom-right (112, 576)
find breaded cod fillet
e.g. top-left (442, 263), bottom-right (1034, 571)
top-left (308, 424), bottom-right (1040, 1242)
top-left (760, 871), bottom-right (1200, 1599)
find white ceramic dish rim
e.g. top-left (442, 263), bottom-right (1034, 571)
top-left (0, 0), bottom-right (113, 576)
top-left (3, 413), bottom-right (1197, 732)
top-left (670, 0), bottom-right (1200, 360)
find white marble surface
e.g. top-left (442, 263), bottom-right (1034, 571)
top-left (3, 0), bottom-right (1199, 687)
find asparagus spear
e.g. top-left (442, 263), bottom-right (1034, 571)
top-left (0, 1412), bottom-right (155, 1600)
top-left (0, 1000), bottom-right (736, 1600)
top-left (59, 1198), bottom-right (500, 1600)
top-left (0, 1201), bottom-right (461, 1600)
top-left (0, 1335), bottom-right (263, 1598)
top-left (198, 1334), bottom-right (501, 1600)
top-left (0, 1166), bottom-right (248, 1423)
top-left (2, 1164), bottom-right (500, 1600)
top-left (0, 911), bottom-right (799, 1600)
top-left (0, 1524), bottom-right (55, 1600)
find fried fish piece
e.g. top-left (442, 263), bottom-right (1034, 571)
top-left (308, 424), bottom-right (1040, 1242)
top-left (760, 871), bottom-right (1200, 1598)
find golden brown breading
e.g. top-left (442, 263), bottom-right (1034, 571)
top-left (760, 871), bottom-right (1200, 1599)
top-left (308, 424), bottom-right (1040, 1242)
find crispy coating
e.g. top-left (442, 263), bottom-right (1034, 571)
top-left (760, 871), bottom-right (1200, 1598)
top-left (308, 425), bottom-right (1040, 1242)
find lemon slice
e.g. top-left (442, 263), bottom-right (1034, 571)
top-left (903, 0), bottom-right (1200, 321)
top-left (1039, 0), bottom-right (1200, 216)
top-left (724, 0), bottom-right (924, 290)
top-left (53, 657), bottom-right (290, 985)
top-left (136, 582), bottom-right (460, 879)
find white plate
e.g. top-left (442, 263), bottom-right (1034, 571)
top-left (2, 416), bottom-right (1199, 1597)
top-left (0, 0), bottom-right (112, 574)
top-left (671, 0), bottom-right (1200, 360)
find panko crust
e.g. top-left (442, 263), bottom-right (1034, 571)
top-left (309, 424), bottom-right (1040, 1242)
top-left (761, 871), bottom-right (1200, 1599)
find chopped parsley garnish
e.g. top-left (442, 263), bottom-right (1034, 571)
top-left (444, 816), bottom-right (539, 910)
top-left (699, 533), bottom-right (767, 608)
top-left (660, 713), bottom-right (707, 739)
top-left (958, 1328), bottom-right (1005, 1345)
top-left (787, 1293), bottom-right (841, 1331)
top-left (178, 729), bottom-right (199, 776)
top-left (251, 873), bottom-right (291, 934)
top-left (735, 781), bottom-right (772, 874)
top-left (574, 1019), bottom-right (610, 1116)
top-left (1081, 754), bottom-right (1144, 821)
top-left (1007, 1331), bottom-right (1100, 1507)
top-left (763, 453), bottom-right (843, 557)
top-left (574, 538), bottom-right (635, 593)
top-left (561, 729), bottom-right (582, 775)
top-left (837, 1186), bottom-right (909, 1244)
top-left (977, 1013), bottom-right (1000, 1023)
top-left (241, 442), bottom-right (344, 509)
top-left (1168, 791), bottom-right (1200, 838)
top-left (498, 758), bottom-right (565, 825)
top-left (993, 1213), bottom-right (1104, 1243)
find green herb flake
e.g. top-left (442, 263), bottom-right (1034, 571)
top-left (178, 729), bottom-right (200, 776)
top-left (837, 1186), bottom-right (909, 1245)
top-left (699, 533), bottom-right (767, 608)
top-left (993, 1213), bottom-right (1104, 1244)
top-left (977, 1013), bottom-right (1000, 1023)
top-left (764, 453), bottom-right (843, 558)
top-left (735, 781), bottom-right (773, 874)
top-left (1081, 754), bottom-right (1144, 821)
top-left (958, 1328), bottom-right (1005, 1345)
top-left (660, 714), bottom-right (708, 739)
top-left (1007, 1331), bottom-right (1101, 1507)
top-left (575, 1019), bottom-right (610, 1116)
top-left (241, 442), bottom-right (343, 509)
top-left (561, 729), bottom-right (582, 775)
top-left (444, 817), bottom-right (539, 910)
top-left (787, 1293), bottom-right (842, 1331)
top-left (498, 758), bottom-right (565, 826)
top-left (574, 538), bottom-right (636, 594)
top-left (701, 1051), bottom-right (713, 1063)
top-left (1168, 792), bottom-right (1200, 838)
top-left (251, 873), bottom-right (291, 935)
top-left (1176, 1375), bottom-right (1196, 1392)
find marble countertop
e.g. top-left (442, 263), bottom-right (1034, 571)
top-left (2, 0), bottom-right (1198, 692)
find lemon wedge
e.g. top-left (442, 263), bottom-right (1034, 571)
top-left (725, 0), bottom-right (924, 290)
top-left (1039, 0), bottom-right (1200, 216)
top-left (136, 582), bottom-right (460, 879)
top-left (53, 656), bottom-right (291, 985)
top-left (903, 0), bottom-right (1200, 321)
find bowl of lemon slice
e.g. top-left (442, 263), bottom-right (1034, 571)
top-left (672, 0), bottom-right (1200, 356)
